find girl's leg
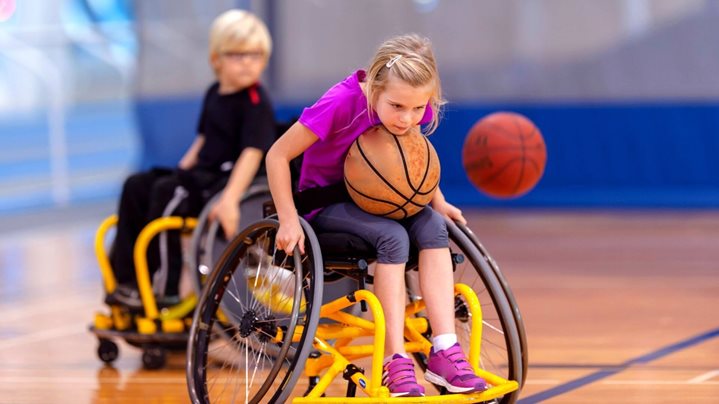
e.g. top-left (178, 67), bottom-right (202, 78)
top-left (312, 202), bottom-right (411, 355)
top-left (418, 247), bottom-right (455, 336)
top-left (404, 207), bottom-right (454, 334)
top-left (406, 207), bottom-right (488, 393)
top-left (312, 203), bottom-right (424, 397)
top-left (373, 262), bottom-right (408, 355)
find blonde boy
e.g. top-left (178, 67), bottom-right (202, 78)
top-left (107, 10), bottom-right (276, 308)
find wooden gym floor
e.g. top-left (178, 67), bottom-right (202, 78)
top-left (0, 203), bottom-right (717, 403)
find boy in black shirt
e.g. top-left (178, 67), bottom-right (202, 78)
top-left (107, 10), bottom-right (276, 308)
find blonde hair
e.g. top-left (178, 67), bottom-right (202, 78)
top-left (365, 34), bottom-right (446, 135)
top-left (209, 10), bottom-right (272, 67)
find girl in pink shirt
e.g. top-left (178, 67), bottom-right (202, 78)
top-left (266, 34), bottom-right (487, 397)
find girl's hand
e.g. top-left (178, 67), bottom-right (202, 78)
top-left (432, 199), bottom-right (467, 225)
top-left (209, 195), bottom-right (240, 240)
top-left (275, 218), bottom-right (305, 256)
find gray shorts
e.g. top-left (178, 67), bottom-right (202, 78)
top-left (311, 202), bottom-right (449, 264)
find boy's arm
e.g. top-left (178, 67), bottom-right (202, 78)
top-left (178, 135), bottom-right (206, 170)
top-left (221, 147), bottom-right (264, 203)
top-left (209, 147), bottom-right (264, 239)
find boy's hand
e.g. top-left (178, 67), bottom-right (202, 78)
top-left (209, 195), bottom-right (240, 240)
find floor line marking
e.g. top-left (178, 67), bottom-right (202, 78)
top-left (517, 326), bottom-right (719, 403)
top-left (604, 380), bottom-right (719, 385)
top-left (688, 369), bottom-right (719, 384)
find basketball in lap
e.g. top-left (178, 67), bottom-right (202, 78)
top-left (462, 112), bottom-right (546, 199)
top-left (344, 125), bottom-right (440, 219)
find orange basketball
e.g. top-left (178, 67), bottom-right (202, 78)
top-left (344, 125), bottom-right (440, 219)
top-left (462, 112), bottom-right (546, 198)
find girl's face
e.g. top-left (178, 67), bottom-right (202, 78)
top-left (212, 44), bottom-right (267, 93)
top-left (374, 73), bottom-right (433, 136)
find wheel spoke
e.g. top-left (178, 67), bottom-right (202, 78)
top-left (187, 218), bottom-right (322, 403)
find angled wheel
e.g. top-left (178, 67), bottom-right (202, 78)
top-left (456, 222), bottom-right (528, 389)
top-left (186, 218), bottom-right (323, 404)
top-left (408, 219), bottom-right (523, 404)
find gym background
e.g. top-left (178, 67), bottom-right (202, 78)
top-left (1, 0), bottom-right (717, 215)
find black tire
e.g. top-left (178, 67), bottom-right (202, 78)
top-left (186, 218), bottom-right (323, 404)
top-left (97, 338), bottom-right (119, 364)
top-left (410, 219), bottom-right (523, 404)
top-left (456, 222), bottom-right (529, 389)
top-left (142, 346), bottom-right (166, 370)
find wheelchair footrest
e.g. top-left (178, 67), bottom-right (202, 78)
top-left (292, 380), bottom-right (519, 403)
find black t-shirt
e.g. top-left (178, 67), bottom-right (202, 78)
top-left (195, 82), bottom-right (276, 174)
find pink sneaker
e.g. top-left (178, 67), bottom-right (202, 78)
top-left (382, 354), bottom-right (425, 397)
top-left (425, 343), bottom-right (489, 393)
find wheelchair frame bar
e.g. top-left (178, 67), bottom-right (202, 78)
top-left (294, 284), bottom-right (517, 402)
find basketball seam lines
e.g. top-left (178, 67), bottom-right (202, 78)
top-left (464, 115), bottom-right (544, 196)
top-left (474, 119), bottom-right (536, 142)
top-left (396, 134), bottom-right (436, 196)
top-left (344, 178), bottom-right (407, 216)
top-left (353, 136), bottom-right (425, 209)
top-left (383, 134), bottom-right (427, 217)
top-left (466, 157), bottom-right (532, 186)
top-left (380, 135), bottom-right (440, 218)
top-left (512, 117), bottom-right (527, 195)
top-left (471, 144), bottom-right (544, 152)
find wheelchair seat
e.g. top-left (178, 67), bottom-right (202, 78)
top-left (315, 232), bottom-right (374, 260)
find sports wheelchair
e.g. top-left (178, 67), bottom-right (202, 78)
top-left (90, 122), bottom-right (301, 369)
top-left (89, 180), bottom-right (272, 369)
top-left (186, 195), bottom-right (528, 403)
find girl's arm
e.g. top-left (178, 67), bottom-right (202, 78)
top-left (266, 121), bottom-right (319, 255)
top-left (209, 147), bottom-right (264, 239)
top-left (178, 135), bottom-right (206, 169)
top-left (431, 187), bottom-right (467, 225)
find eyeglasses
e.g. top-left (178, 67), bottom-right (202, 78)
top-left (221, 51), bottom-right (265, 62)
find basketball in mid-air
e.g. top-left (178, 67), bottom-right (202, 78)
top-left (344, 125), bottom-right (440, 219)
top-left (462, 112), bottom-right (546, 199)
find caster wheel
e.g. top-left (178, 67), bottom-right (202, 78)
top-left (142, 346), bottom-right (166, 370)
top-left (97, 339), bottom-right (119, 364)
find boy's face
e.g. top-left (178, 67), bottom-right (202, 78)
top-left (212, 45), bottom-right (267, 92)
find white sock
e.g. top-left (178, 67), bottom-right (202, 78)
top-left (431, 333), bottom-right (457, 351)
top-left (384, 352), bottom-right (409, 364)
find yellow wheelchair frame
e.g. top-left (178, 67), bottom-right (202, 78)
top-left (90, 183), bottom-right (272, 368)
top-left (292, 285), bottom-right (519, 403)
top-left (186, 216), bottom-right (523, 403)
top-left (91, 214), bottom-right (198, 368)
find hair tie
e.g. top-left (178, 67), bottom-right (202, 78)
top-left (386, 55), bottom-right (402, 68)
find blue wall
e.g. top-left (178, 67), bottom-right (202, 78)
top-left (436, 103), bottom-right (719, 208)
top-left (135, 97), bottom-right (719, 209)
top-left (134, 96), bottom-right (204, 170)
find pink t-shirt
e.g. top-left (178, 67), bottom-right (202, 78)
top-left (298, 70), bottom-right (432, 193)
